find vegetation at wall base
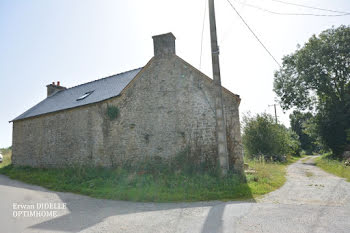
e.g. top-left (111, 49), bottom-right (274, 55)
top-left (0, 148), bottom-right (301, 202)
top-left (315, 154), bottom-right (350, 182)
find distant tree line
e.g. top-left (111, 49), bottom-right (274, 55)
top-left (274, 25), bottom-right (350, 159)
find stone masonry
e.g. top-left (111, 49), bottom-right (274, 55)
top-left (12, 33), bottom-right (244, 173)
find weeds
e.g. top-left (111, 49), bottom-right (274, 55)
top-left (245, 159), bottom-right (288, 195)
top-left (0, 148), bottom-right (302, 202)
top-left (107, 105), bottom-right (120, 120)
top-left (315, 154), bottom-right (350, 182)
top-left (0, 164), bottom-right (251, 202)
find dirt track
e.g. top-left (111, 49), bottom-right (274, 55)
top-left (236, 156), bottom-right (350, 233)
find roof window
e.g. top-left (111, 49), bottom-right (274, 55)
top-left (76, 91), bottom-right (94, 101)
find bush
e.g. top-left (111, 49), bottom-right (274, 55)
top-left (242, 113), bottom-right (301, 161)
top-left (288, 130), bottom-right (302, 157)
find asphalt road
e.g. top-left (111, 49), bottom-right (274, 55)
top-left (0, 157), bottom-right (349, 233)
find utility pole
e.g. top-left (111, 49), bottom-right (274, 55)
top-left (269, 104), bottom-right (278, 124)
top-left (208, 0), bottom-right (229, 175)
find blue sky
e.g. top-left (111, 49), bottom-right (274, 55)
top-left (0, 0), bottom-right (349, 148)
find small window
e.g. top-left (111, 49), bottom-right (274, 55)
top-left (76, 91), bottom-right (94, 101)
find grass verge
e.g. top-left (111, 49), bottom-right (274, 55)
top-left (0, 150), bottom-right (302, 202)
top-left (0, 148), bottom-right (11, 168)
top-left (315, 154), bottom-right (350, 182)
top-left (1, 165), bottom-right (254, 202)
top-left (245, 160), bottom-right (287, 196)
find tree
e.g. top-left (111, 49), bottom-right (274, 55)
top-left (274, 25), bottom-right (350, 157)
top-left (289, 111), bottom-right (317, 154)
top-left (242, 113), bottom-right (300, 161)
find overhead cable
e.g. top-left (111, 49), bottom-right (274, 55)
top-left (270, 0), bottom-right (350, 15)
top-left (234, 0), bottom-right (350, 17)
top-left (199, 0), bottom-right (207, 69)
top-left (226, 0), bottom-right (282, 67)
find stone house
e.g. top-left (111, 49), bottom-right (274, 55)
top-left (11, 33), bottom-right (244, 172)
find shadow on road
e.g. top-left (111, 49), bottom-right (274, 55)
top-left (0, 174), bottom-right (255, 233)
top-left (201, 203), bottom-right (226, 233)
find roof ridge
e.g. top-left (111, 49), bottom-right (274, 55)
top-left (65, 67), bottom-right (143, 91)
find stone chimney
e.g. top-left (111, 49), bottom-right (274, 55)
top-left (46, 81), bottom-right (66, 97)
top-left (152, 32), bottom-right (176, 57)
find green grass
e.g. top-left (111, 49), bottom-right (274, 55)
top-left (0, 165), bottom-right (254, 202)
top-left (0, 150), bottom-right (302, 202)
top-left (245, 160), bottom-right (287, 196)
top-left (0, 149), bottom-right (11, 168)
top-left (315, 154), bottom-right (350, 182)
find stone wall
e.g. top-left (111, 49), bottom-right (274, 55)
top-left (12, 54), bottom-right (243, 172)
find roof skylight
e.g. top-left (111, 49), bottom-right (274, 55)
top-left (76, 91), bottom-right (94, 101)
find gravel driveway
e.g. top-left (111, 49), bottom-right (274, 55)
top-left (0, 157), bottom-right (349, 233)
top-left (236, 157), bottom-right (350, 233)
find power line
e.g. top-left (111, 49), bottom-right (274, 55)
top-left (226, 0), bottom-right (282, 68)
top-left (269, 0), bottom-right (350, 15)
top-left (199, 0), bottom-right (207, 69)
top-left (234, 0), bottom-right (350, 17)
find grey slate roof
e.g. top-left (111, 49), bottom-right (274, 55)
top-left (13, 67), bottom-right (143, 121)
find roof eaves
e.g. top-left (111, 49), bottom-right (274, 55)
top-left (10, 94), bottom-right (122, 123)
